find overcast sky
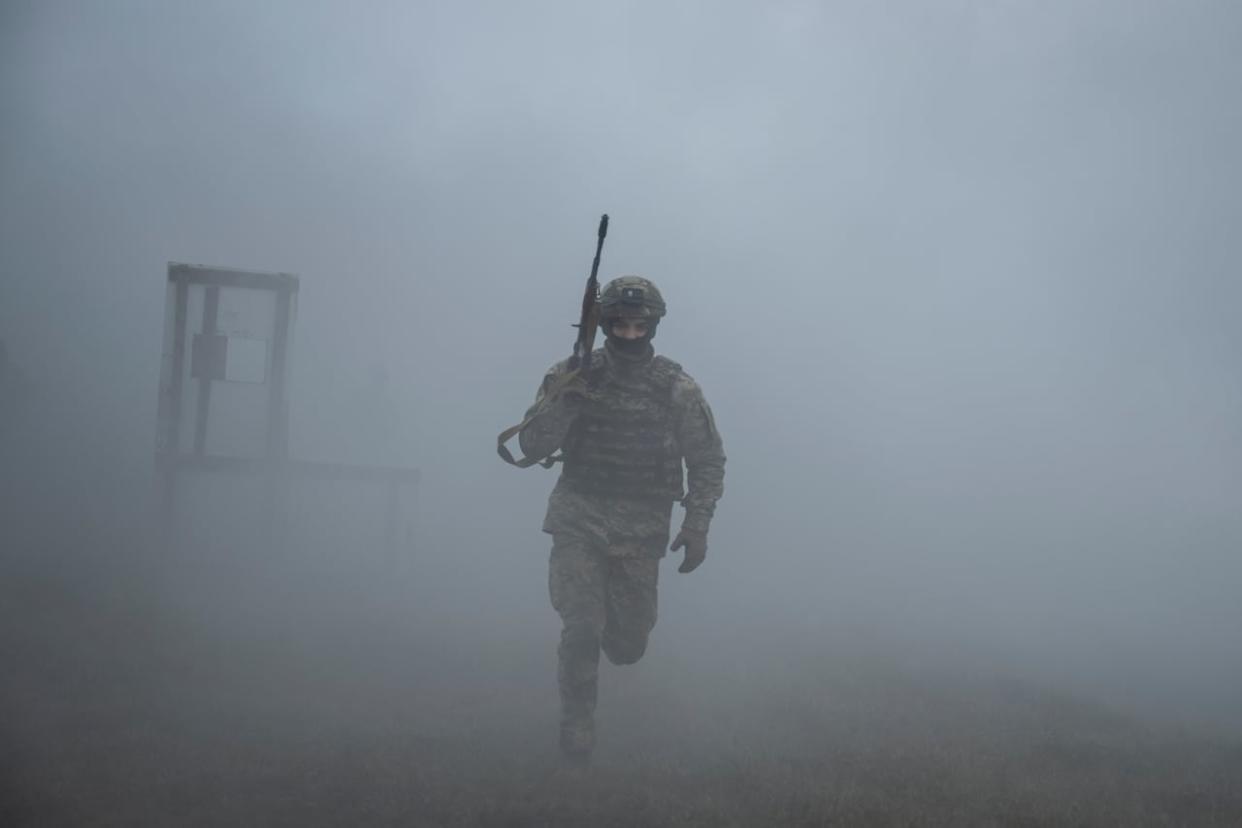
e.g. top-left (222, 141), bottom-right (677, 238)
top-left (3, 0), bottom-right (1241, 727)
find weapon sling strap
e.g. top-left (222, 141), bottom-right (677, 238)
top-left (496, 369), bottom-right (580, 468)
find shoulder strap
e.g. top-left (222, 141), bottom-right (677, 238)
top-left (496, 363), bottom-right (588, 468)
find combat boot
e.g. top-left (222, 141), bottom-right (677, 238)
top-left (558, 715), bottom-right (595, 767)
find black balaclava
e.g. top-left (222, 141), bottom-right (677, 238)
top-left (604, 317), bottom-right (658, 358)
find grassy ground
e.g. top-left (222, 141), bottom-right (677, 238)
top-left (3, 544), bottom-right (1240, 827)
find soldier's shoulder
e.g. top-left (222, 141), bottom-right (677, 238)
top-left (543, 356), bottom-right (575, 378)
top-left (652, 354), bottom-right (684, 374)
top-left (657, 357), bottom-right (708, 402)
top-left (646, 354), bottom-right (683, 390)
top-left (652, 353), bottom-right (692, 379)
top-left (542, 350), bottom-right (606, 381)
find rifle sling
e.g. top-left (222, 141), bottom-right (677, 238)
top-left (496, 370), bottom-right (580, 468)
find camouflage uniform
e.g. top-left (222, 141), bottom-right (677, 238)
top-left (519, 280), bottom-right (725, 758)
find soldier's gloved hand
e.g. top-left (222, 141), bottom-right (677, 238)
top-left (670, 527), bottom-right (707, 574)
top-left (558, 373), bottom-right (599, 404)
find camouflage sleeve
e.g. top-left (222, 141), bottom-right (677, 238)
top-left (517, 360), bottom-right (581, 462)
top-left (673, 373), bottom-right (726, 534)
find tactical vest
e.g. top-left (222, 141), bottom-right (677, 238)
top-left (560, 351), bottom-right (685, 501)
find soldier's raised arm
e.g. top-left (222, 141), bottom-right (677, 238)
top-left (517, 360), bottom-right (586, 463)
top-left (674, 375), bottom-right (726, 535)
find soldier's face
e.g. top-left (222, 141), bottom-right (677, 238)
top-left (610, 318), bottom-right (650, 340)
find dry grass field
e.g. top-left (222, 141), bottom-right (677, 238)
top-left (4, 540), bottom-right (1240, 827)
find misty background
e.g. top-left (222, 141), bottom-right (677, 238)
top-left (3, 0), bottom-right (1241, 741)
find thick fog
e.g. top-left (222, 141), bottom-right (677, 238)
top-left (4, 0), bottom-right (1242, 789)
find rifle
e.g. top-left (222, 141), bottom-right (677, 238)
top-left (497, 214), bottom-right (609, 468)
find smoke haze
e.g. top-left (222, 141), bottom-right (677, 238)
top-left (3, 1), bottom-right (1241, 822)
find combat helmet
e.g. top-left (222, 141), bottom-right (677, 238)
top-left (599, 276), bottom-right (666, 320)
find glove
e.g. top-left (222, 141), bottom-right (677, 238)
top-left (670, 527), bottom-right (707, 574)
top-left (557, 373), bottom-right (600, 404)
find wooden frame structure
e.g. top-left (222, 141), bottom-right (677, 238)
top-left (156, 263), bottom-right (418, 552)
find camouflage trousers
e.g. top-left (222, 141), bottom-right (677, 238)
top-left (548, 535), bottom-right (660, 753)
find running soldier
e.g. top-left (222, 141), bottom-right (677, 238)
top-left (516, 276), bottom-right (726, 765)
